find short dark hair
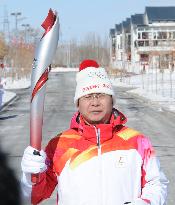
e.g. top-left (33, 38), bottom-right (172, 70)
top-left (0, 149), bottom-right (21, 205)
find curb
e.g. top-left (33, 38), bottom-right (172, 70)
top-left (127, 91), bottom-right (175, 116)
top-left (0, 92), bottom-right (17, 112)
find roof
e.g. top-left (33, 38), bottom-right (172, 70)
top-left (131, 14), bottom-right (145, 25)
top-left (115, 23), bottom-right (122, 34)
top-left (109, 28), bottom-right (115, 38)
top-left (146, 6), bottom-right (175, 22)
top-left (122, 18), bottom-right (131, 33)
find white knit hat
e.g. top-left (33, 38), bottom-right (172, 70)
top-left (74, 59), bottom-right (115, 105)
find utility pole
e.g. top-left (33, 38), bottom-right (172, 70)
top-left (2, 6), bottom-right (10, 42)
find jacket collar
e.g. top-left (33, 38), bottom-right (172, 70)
top-left (70, 108), bottom-right (127, 144)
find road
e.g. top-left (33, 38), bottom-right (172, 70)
top-left (0, 71), bottom-right (174, 205)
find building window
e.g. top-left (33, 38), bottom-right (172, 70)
top-left (142, 32), bottom-right (149, 39)
top-left (138, 41), bottom-right (144, 47)
top-left (157, 32), bottom-right (167, 39)
top-left (173, 32), bottom-right (175, 39)
top-left (153, 40), bottom-right (158, 46)
top-left (153, 32), bottom-right (157, 39)
top-left (138, 33), bottom-right (141, 39)
top-left (145, 41), bottom-right (149, 46)
top-left (140, 54), bottom-right (149, 62)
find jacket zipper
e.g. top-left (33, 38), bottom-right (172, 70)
top-left (94, 127), bottom-right (104, 205)
top-left (96, 128), bottom-right (101, 154)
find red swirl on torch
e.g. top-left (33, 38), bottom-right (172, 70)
top-left (31, 67), bottom-right (50, 103)
top-left (30, 9), bottom-right (59, 182)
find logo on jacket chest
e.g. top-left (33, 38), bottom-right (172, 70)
top-left (116, 154), bottom-right (128, 168)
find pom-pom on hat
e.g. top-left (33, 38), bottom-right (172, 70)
top-left (74, 59), bottom-right (115, 105)
top-left (79, 59), bottom-right (99, 70)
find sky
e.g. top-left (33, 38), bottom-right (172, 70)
top-left (1, 0), bottom-right (175, 42)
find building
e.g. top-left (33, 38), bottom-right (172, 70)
top-left (110, 6), bottom-right (175, 73)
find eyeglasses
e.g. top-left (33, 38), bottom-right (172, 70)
top-left (81, 93), bottom-right (109, 102)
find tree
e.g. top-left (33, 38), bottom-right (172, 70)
top-left (0, 36), bottom-right (8, 60)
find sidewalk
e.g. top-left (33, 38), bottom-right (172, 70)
top-left (0, 77), bottom-right (30, 111)
top-left (111, 77), bottom-right (175, 115)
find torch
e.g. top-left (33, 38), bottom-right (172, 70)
top-left (30, 9), bottom-right (59, 182)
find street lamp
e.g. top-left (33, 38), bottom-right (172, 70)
top-left (11, 12), bottom-right (22, 34)
top-left (21, 23), bottom-right (30, 43)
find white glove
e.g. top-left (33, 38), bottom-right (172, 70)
top-left (124, 199), bottom-right (149, 205)
top-left (21, 146), bottom-right (47, 174)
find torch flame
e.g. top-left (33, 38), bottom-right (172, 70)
top-left (41, 9), bottom-right (57, 38)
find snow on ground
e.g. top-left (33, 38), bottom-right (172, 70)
top-left (2, 77), bottom-right (31, 89)
top-left (111, 69), bottom-right (175, 112)
top-left (51, 67), bottom-right (79, 72)
top-left (0, 77), bottom-right (31, 110)
top-left (0, 67), bottom-right (175, 113)
top-left (0, 67), bottom-right (78, 110)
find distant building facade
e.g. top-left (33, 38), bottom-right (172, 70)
top-left (109, 7), bottom-right (175, 73)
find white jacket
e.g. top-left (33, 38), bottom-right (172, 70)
top-left (21, 110), bottom-right (168, 205)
